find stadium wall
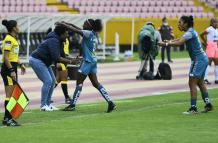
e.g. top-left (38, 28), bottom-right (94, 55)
top-left (103, 18), bottom-right (210, 46)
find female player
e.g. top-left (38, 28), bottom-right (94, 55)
top-left (200, 18), bottom-right (218, 84)
top-left (1, 19), bottom-right (26, 126)
top-left (159, 16), bottom-right (213, 114)
top-left (60, 19), bottom-right (116, 113)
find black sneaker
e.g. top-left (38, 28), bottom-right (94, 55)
top-left (2, 117), bottom-right (9, 126)
top-left (215, 80), bottom-right (218, 84)
top-left (204, 79), bottom-right (211, 85)
top-left (7, 119), bottom-right (21, 127)
top-left (65, 98), bottom-right (71, 104)
top-left (183, 106), bottom-right (198, 115)
top-left (63, 104), bottom-right (75, 111)
top-left (168, 60), bottom-right (173, 63)
top-left (201, 103), bottom-right (214, 113)
top-left (107, 102), bottom-right (116, 113)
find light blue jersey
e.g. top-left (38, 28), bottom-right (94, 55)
top-left (81, 30), bottom-right (98, 63)
top-left (183, 28), bottom-right (208, 79)
top-left (183, 28), bottom-right (205, 61)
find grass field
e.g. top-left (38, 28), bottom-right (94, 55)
top-left (0, 88), bottom-right (218, 143)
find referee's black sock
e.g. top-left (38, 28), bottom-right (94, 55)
top-left (4, 98), bottom-right (12, 120)
top-left (61, 82), bottom-right (70, 99)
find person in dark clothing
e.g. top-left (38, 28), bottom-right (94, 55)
top-left (29, 24), bottom-right (79, 111)
top-left (159, 17), bottom-right (174, 63)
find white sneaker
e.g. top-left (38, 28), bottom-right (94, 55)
top-left (49, 104), bottom-right (59, 111)
top-left (40, 105), bottom-right (54, 111)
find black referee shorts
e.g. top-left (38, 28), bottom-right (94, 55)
top-left (1, 62), bottom-right (18, 86)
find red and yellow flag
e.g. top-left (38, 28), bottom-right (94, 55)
top-left (6, 83), bottom-right (29, 119)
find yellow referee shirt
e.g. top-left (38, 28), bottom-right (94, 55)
top-left (64, 38), bottom-right (69, 56)
top-left (2, 34), bottom-right (19, 63)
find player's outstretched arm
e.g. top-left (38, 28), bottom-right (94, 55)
top-left (159, 37), bottom-right (185, 47)
top-left (55, 21), bottom-right (83, 36)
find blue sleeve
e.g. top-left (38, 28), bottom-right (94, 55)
top-left (183, 31), bottom-right (193, 41)
top-left (48, 38), bottom-right (60, 62)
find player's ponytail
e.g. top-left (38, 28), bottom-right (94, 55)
top-left (2, 19), bottom-right (17, 32)
top-left (188, 15), bottom-right (194, 27)
top-left (2, 19), bottom-right (8, 27)
top-left (93, 19), bottom-right (103, 32)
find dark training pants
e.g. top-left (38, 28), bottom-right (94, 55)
top-left (161, 46), bottom-right (171, 62)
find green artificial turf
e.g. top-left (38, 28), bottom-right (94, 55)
top-left (0, 88), bottom-right (218, 143)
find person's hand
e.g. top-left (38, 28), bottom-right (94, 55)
top-left (71, 59), bottom-right (79, 65)
top-left (10, 71), bottom-right (16, 81)
top-left (69, 57), bottom-right (82, 65)
top-left (76, 56), bottom-right (83, 65)
top-left (158, 42), bottom-right (166, 47)
top-left (55, 21), bottom-right (69, 28)
top-left (20, 64), bottom-right (26, 75)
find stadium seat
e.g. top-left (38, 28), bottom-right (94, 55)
top-left (0, 0), bottom-right (213, 18)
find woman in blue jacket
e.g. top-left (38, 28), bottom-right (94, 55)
top-left (29, 24), bottom-right (78, 111)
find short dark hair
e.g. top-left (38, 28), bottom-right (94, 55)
top-left (180, 15), bottom-right (194, 28)
top-left (2, 19), bottom-right (17, 32)
top-left (162, 17), bottom-right (167, 22)
top-left (54, 25), bottom-right (68, 36)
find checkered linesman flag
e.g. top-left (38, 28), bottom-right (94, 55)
top-left (6, 83), bottom-right (29, 119)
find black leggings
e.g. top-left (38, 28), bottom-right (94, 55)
top-left (161, 46), bottom-right (171, 62)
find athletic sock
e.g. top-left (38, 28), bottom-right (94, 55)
top-left (4, 98), bottom-right (12, 120)
top-left (61, 82), bottom-right (70, 99)
top-left (98, 85), bottom-right (112, 103)
top-left (204, 66), bottom-right (209, 80)
top-left (191, 97), bottom-right (197, 108)
top-left (70, 84), bottom-right (82, 105)
top-left (201, 92), bottom-right (211, 104)
top-left (215, 66), bottom-right (218, 81)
